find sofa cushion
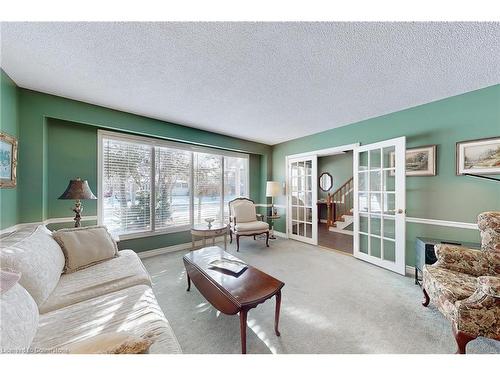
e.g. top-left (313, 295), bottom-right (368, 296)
top-left (32, 285), bottom-right (182, 354)
top-left (39, 250), bottom-right (151, 313)
top-left (53, 225), bottom-right (119, 273)
top-left (232, 201), bottom-right (257, 223)
top-left (423, 265), bottom-right (477, 320)
top-left (0, 225), bottom-right (65, 306)
top-left (0, 281), bottom-right (39, 353)
top-left (234, 221), bottom-right (269, 234)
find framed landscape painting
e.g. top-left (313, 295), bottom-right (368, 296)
top-left (391, 145), bottom-right (437, 176)
top-left (0, 132), bottom-right (18, 188)
top-left (456, 137), bottom-right (500, 175)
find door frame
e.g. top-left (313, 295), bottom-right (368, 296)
top-left (285, 143), bottom-right (360, 243)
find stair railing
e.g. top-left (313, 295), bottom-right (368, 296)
top-left (331, 177), bottom-right (353, 225)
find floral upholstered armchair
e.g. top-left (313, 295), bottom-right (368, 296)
top-left (422, 211), bottom-right (500, 354)
top-left (228, 198), bottom-right (270, 252)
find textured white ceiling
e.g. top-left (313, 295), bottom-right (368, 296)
top-left (1, 22), bottom-right (499, 145)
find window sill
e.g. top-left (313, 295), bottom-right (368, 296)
top-left (113, 225), bottom-right (191, 241)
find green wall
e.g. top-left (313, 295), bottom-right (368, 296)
top-left (272, 84), bottom-right (500, 266)
top-left (0, 70), bottom-right (19, 229)
top-left (317, 152), bottom-right (353, 220)
top-left (1, 71), bottom-right (271, 251)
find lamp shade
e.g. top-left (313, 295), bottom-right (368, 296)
top-left (266, 181), bottom-right (281, 197)
top-left (58, 178), bottom-right (97, 200)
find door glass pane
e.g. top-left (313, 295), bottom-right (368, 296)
top-left (359, 151), bottom-right (368, 171)
top-left (292, 221), bottom-right (298, 235)
top-left (306, 223), bottom-right (312, 238)
top-left (292, 206), bottom-right (298, 220)
top-left (383, 216), bottom-right (395, 239)
top-left (305, 160), bottom-right (312, 175)
top-left (291, 177), bottom-right (298, 191)
top-left (306, 175), bottom-right (312, 191)
top-left (370, 237), bottom-right (381, 258)
top-left (359, 193), bottom-right (368, 213)
top-left (383, 193), bottom-right (396, 215)
top-left (370, 170), bottom-right (381, 191)
top-left (369, 149), bottom-right (381, 169)
top-left (291, 163), bottom-right (298, 177)
top-left (383, 239), bottom-right (396, 261)
top-left (360, 234), bottom-right (369, 254)
top-left (305, 192), bottom-right (312, 206)
top-left (297, 177), bottom-right (303, 191)
top-left (370, 193), bottom-right (382, 213)
top-left (298, 192), bottom-right (305, 206)
top-left (370, 215), bottom-right (381, 236)
top-left (383, 170), bottom-right (395, 191)
top-left (359, 172), bottom-right (368, 191)
top-left (298, 161), bottom-right (304, 175)
top-left (360, 215), bottom-right (369, 233)
top-left (306, 208), bottom-right (312, 222)
top-left (383, 146), bottom-right (396, 168)
top-left (298, 223), bottom-right (305, 236)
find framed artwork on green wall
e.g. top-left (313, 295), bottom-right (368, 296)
top-left (390, 145), bottom-right (437, 176)
top-left (0, 132), bottom-right (18, 188)
top-left (456, 137), bottom-right (500, 175)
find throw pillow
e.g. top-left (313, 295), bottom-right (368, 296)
top-left (63, 332), bottom-right (153, 354)
top-left (0, 225), bottom-right (65, 306)
top-left (53, 225), bottom-right (119, 273)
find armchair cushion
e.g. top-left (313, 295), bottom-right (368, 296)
top-left (234, 221), bottom-right (269, 234)
top-left (231, 201), bottom-right (257, 223)
top-left (434, 244), bottom-right (489, 277)
top-left (423, 265), bottom-right (477, 320)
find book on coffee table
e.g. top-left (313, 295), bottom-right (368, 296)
top-left (209, 258), bottom-right (248, 274)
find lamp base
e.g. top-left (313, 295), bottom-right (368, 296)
top-left (73, 200), bottom-right (82, 228)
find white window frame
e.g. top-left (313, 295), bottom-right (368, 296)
top-left (97, 130), bottom-right (250, 240)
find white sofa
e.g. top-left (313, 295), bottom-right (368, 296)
top-left (0, 225), bottom-right (181, 354)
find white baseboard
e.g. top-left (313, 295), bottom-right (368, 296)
top-left (137, 238), bottom-right (228, 259)
top-left (137, 242), bottom-right (192, 259)
top-left (405, 265), bottom-right (416, 277)
top-left (274, 230), bottom-right (288, 239)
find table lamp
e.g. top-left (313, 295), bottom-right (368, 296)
top-left (266, 181), bottom-right (281, 216)
top-left (58, 178), bottom-right (97, 227)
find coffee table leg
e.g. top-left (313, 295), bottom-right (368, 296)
top-left (274, 290), bottom-right (281, 337)
top-left (186, 275), bottom-right (191, 292)
top-left (239, 309), bottom-right (248, 354)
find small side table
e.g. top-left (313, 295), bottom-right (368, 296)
top-left (266, 215), bottom-right (281, 239)
top-left (191, 223), bottom-right (229, 250)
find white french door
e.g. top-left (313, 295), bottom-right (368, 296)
top-left (287, 156), bottom-right (318, 245)
top-left (353, 137), bottom-right (406, 275)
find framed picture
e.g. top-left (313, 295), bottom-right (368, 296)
top-left (0, 132), bottom-right (18, 188)
top-left (390, 145), bottom-right (437, 176)
top-left (456, 137), bottom-right (500, 175)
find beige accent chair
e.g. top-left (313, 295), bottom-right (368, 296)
top-left (229, 198), bottom-right (270, 251)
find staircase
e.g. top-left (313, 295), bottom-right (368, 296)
top-left (329, 177), bottom-right (354, 235)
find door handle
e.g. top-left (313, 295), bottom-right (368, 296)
top-left (397, 209), bottom-right (405, 214)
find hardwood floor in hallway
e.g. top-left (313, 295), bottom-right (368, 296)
top-left (317, 224), bottom-right (353, 254)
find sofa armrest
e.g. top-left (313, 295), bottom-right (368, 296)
top-left (434, 244), bottom-right (487, 276)
top-left (454, 276), bottom-right (500, 338)
top-left (477, 276), bottom-right (500, 298)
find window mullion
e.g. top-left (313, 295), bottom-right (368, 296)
top-left (220, 156), bottom-right (225, 223)
top-left (190, 152), bottom-right (194, 226)
top-left (150, 146), bottom-right (156, 233)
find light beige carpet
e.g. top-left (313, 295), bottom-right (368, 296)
top-left (142, 237), bottom-right (500, 354)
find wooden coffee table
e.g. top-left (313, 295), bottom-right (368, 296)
top-left (183, 246), bottom-right (284, 354)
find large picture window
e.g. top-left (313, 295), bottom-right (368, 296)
top-left (98, 130), bottom-right (249, 239)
